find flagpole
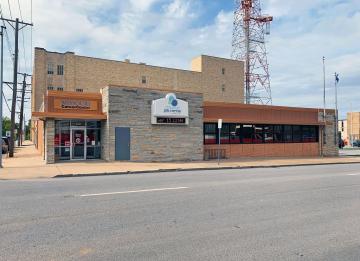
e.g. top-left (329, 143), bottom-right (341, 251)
top-left (335, 72), bottom-right (339, 147)
top-left (322, 56), bottom-right (326, 154)
top-left (323, 57), bottom-right (326, 121)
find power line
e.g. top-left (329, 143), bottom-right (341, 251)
top-left (17, 0), bottom-right (27, 73)
top-left (17, 0), bottom-right (23, 20)
top-left (0, 5), bottom-right (14, 62)
top-left (7, 0), bottom-right (12, 19)
top-left (30, 0), bottom-right (32, 73)
top-left (2, 91), bottom-right (11, 112)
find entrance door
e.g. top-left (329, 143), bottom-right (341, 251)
top-left (72, 129), bottom-right (85, 160)
top-left (115, 127), bottom-right (130, 160)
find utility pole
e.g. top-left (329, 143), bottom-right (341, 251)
top-left (9, 18), bottom-right (19, 157)
top-left (18, 73), bottom-right (30, 146)
top-left (0, 26), bottom-right (5, 168)
top-left (0, 17), bottom-right (33, 157)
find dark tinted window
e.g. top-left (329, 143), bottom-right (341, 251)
top-left (229, 124), bottom-right (241, 144)
top-left (242, 124), bottom-right (253, 144)
top-left (273, 125), bottom-right (283, 142)
top-left (303, 126), bottom-right (318, 142)
top-left (264, 125), bottom-right (273, 143)
top-left (204, 123), bottom-right (217, 144)
top-left (293, 125), bottom-right (302, 142)
top-left (253, 125), bottom-right (264, 143)
top-left (284, 125), bottom-right (292, 143)
top-left (220, 123), bottom-right (230, 144)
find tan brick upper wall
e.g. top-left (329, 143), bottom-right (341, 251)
top-left (32, 48), bottom-right (244, 112)
top-left (347, 112), bottom-right (360, 136)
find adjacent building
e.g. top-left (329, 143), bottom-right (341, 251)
top-left (338, 119), bottom-right (348, 144)
top-left (31, 48), bottom-right (338, 163)
top-left (346, 112), bottom-right (360, 144)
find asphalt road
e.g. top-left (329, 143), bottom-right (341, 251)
top-left (1, 164), bottom-right (360, 261)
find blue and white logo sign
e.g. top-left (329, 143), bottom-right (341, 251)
top-left (163, 93), bottom-right (181, 114)
top-left (151, 93), bottom-right (189, 125)
top-left (166, 93), bottom-right (178, 107)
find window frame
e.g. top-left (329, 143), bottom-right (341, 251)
top-left (204, 123), bottom-right (217, 145)
top-left (57, 64), bottom-right (64, 75)
top-left (47, 63), bottom-right (54, 75)
top-left (203, 123), bottom-right (319, 145)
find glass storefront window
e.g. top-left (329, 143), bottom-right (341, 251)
top-left (229, 124), bottom-right (241, 144)
top-left (273, 125), bottom-right (283, 142)
top-left (242, 125), bottom-right (253, 144)
top-left (284, 125), bottom-right (293, 143)
top-left (253, 125), bottom-right (264, 143)
top-left (220, 124), bottom-right (230, 144)
top-left (204, 123), bottom-right (217, 144)
top-left (54, 120), bottom-right (101, 161)
top-left (264, 125), bottom-right (274, 143)
top-left (71, 120), bottom-right (85, 127)
top-left (60, 129), bottom-right (71, 146)
top-left (86, 121), bottom-right (101, 128)
top-left (204, 123), bottom-right (319, 144)
top-left (293, 125), bottom-right (302, 142)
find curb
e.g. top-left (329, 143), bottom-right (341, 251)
top-left (53, 161), bottom-right (360, 178)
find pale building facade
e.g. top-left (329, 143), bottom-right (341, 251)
top-left (347, 112), bottom-right (360, 143)
top-left (338, 119), bottom-right (348, 144)
top-left (32, 48), bottom-right (245, 113)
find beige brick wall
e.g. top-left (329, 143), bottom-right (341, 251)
top-left (32, 48), bottom-right (244, 112)
top-left (347, 112), bottom-right (360, 140)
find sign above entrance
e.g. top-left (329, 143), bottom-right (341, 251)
top-left (151, 93), bottom-right (189, 125)
top-left (54, 99), bottom-right (98, 111)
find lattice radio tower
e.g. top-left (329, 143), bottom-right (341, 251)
top-left (231, 0), bottom-right (273, 104)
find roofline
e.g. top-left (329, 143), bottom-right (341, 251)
top-left (105, 85), bottom-right (203, 95)
top-left (75, 54), bottom-right (202, 74)
top-left (203, 101), bottom-right (336, 113)
top-left (196, 54), bottom-right (245, 64)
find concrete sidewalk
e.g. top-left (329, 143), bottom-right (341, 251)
top-left (1, 141), bottom-right (360, 180)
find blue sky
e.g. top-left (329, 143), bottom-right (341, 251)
top-left (1, 0), bottom-right (360, 120)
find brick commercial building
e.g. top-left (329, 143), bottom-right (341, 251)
top-left (346, 112), bottom-right (360, 144)
top-left (31, 48), bottom-right (338, 163)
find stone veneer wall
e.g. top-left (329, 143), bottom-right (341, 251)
top-left (318, 111), bottom-right (339, 156)
top-left (101, 86), bottom-right (203, 162)
top-left (45, 119), bottom-right (55, 164)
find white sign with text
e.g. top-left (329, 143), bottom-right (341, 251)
top-left (151, 93), bottom-right (189, 125)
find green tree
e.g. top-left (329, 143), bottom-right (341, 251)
top-left (2, 116), bottom-right (11, 136)
top-left (25, 119), bottom-right (31, 140)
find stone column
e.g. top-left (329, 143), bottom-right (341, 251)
top-left (45, 119), bottom-right (55, 164)
top-left (318, 112), bottom-right (339, 156)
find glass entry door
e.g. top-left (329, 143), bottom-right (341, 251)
top-left (71, 129), bottom-right (85, 160)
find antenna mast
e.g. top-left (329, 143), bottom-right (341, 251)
top-left (232, 0), bottom-right (273, 104)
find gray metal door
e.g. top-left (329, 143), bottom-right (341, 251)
top-left (115, 127), bottom-right (130, 160)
